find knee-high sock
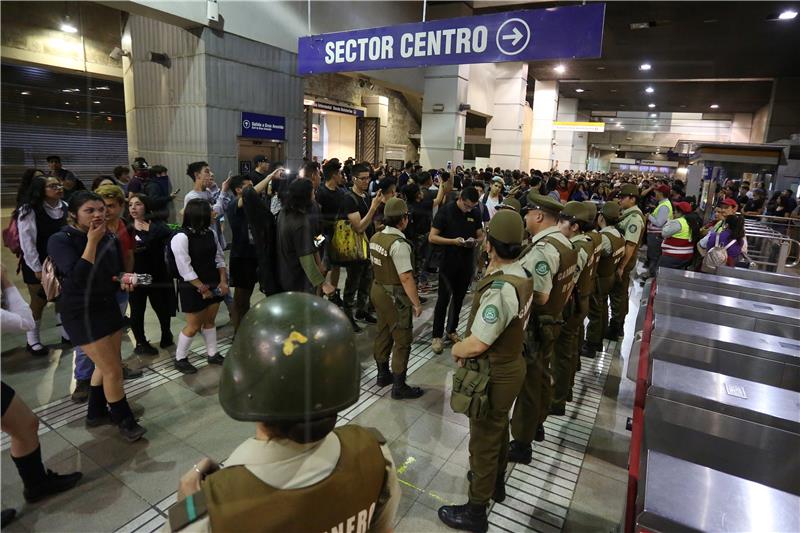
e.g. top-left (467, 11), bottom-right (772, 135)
top-left (26, 320), bottom-right (42, 347)
top-left (202, 327), bottom-right (217, 356)
top-left (175, 333), bottom-right (193, 361)
top-left (11, 446), bottom-right (47, 489)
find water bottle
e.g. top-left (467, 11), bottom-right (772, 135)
top-left (113, 273), bottom-right (153, 286)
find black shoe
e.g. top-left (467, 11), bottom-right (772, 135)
top-left (355, 310), bottom-right (377, 324)
top-left (118, 417), bottom-right (147, 442)
top-left (375, 361), bottom-right (392, 387)
top-left (605, 324), bottom-right (622, 340)
top-left (438, 502), bottom-right (488, 533)
top-left (508, 440), bottom-right (532, 464)
top-left (328, 290), bottom-right (344, 308)
top-left (60, 336), bottom-right (72, 346)
top-left (26, 343), bottom-right (49, 357)
top-left (160, 334), bottom-right (175, 349)
top-left (122, 364), bottom-right (143, 380)
top-left (347, 313), bottom-right (362, 333)
top-left (1, 509), bottom-right (16, 528)
top-left (535, 424), bottom-right (546, 442)
top-left (549, 404), bottom-right (566, 416)
top-left (391, 372), bottom-right (424, 400)
top-left (23, 470), bottom-right (83, 503)
top-left (133, 342), bottom-right (159, 356)
top-left (71, 379), bottom-right (90, 403)
top-left (466, 471), bottom-right (506, 503)
top-left (567, 390), bottom-right (574, 403)
top-left (174, 359), bottom-right (198, 374)
top-left (85, 410), bottom-right (112, 428)
top-left (581, 342), bottom-right (600, 359)
top-left (207, 353), bottom-right (225, 365)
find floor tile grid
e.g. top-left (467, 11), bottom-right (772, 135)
top-left (486, 341), bottom-right (615, 533)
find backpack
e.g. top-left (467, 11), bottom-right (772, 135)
top-left (701, 239), bottom-right (736, 273)
top-left (40, 256), bottom-right (61, 302)
top-left (164, 225), bottom-right (182, 279)
top-left (3, 210), bottom-right (21, 256)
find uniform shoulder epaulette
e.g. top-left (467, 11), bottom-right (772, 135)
top-left (168, 491), bottom-right (208, 532)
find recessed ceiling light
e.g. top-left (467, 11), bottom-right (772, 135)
top-left (645, 86), bottom-right (654, 93)
top-left (650, 113), bottom-right (657, 117)
top-left (553, 64), bottom-right (566, 74)
top-left (640, 63), bottom-right (652, 71)
top-left (575, 88), bottom-right (585, 93)
top-left (709, 104), bottom-right (719, 109)
top-left (648, 103), bottom-right (656, 108)
top-left (64, 101), bottom-right (70, 105)
top-left (93, 100), bottom-right (101, 104)
top-left (60, 22), bottom-right (78, 33)
top-left (680, 104), bottom-right (687, 108)
top-left (596, 66), bottom-right (606, 70)
top-left (778, 10), bottom-right (797, 20)
top-left (61, 88), bottom-right (80, 93)
top-left (20, 91), bottom-right (30, 95)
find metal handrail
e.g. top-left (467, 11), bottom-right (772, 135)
top-left (744, 234), bottom-right (800, 270)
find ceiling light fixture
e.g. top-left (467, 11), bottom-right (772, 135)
top-left (648, 103), bottom-right (656, 108)
top-left (93, 100), bottom-right (100, 104)
top-left (639, 63), bottom-right (652, 71)
top-left (645, 86), bottom-right (654, 93)
top-left (20, 91), bottom-right (30, 95)
top-left (650, 113), bottom-right (657, 117)
top-left (553, 64), bottom-right (566, 74)
top-left (709, 104), bottom-right (720, 109)
top-left (64, 101), bottom-right (70, 105)
top-left (778, 10), bottom-right (797, 20)
top-left (575, 88), bottom-right (585, 93)
top-left (60, 20), bottom-right (78, 33)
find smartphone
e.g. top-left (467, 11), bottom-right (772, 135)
top-left (313, 234), bottom-right (326, 248)
top-left (173, 188), bottom-right (181, 195)
top-left (446, 161), bottom-right (452, 171)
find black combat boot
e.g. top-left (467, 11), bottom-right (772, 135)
top-left (438, 502), bottom-right (488, 533)
top-left (535, 423), bottom-right (546, 442)
top-left (391, 372), bottom-right (423, 399)
top-left (508, 440), bottom-right (532, 464)
top-left (581, 341), bottom-right (601, 359)
top-left (375, 361), bottom-right (392, 387)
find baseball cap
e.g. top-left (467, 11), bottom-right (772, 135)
top-left (673, 201), bottom-right (693, 214)
top-left (720, 198), bottom-right (738, 207)
top-left (655, 184), bottom-right (670, 195)
top-left (253, 155), bottom-right (268, 164)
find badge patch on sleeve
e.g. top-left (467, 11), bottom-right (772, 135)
top-left (482, 305), bottom-right (499, 324)
top-left (628, 224), bottom-right (637, 234)
top-left (535, 261), bottom-right (550, 276)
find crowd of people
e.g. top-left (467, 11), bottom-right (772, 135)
top-left (2, 152), bottom-right (765, 531)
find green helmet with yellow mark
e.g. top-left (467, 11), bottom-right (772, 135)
top-left (219, 292), bottom-right (360, 422)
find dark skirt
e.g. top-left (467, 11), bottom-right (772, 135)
top-left (178, 281), bottom-right (224, 314)
top-left (1, 381), bottom-right (14, 416)
top-left (59, 296), bottom-right (124, 346)
top-left (20, 259), bottom-right (41, 285)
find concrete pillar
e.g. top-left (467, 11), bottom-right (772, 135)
top-left (489, 62), bottom-right (529, 170)
top-left (731, 113), bottom-right (753, 143)
top-left (766, 77), bottom-right (800, 143)
top-left (123, 14), bottom-right (304, 200)
top-left (553, 98), bottom-right (577, 171)
top-left (530, 80), bottom-right (558, 172)
top-left (419, 65), bottom-right (469, 169)
top-left (363, 95), bottom-right (389, 163)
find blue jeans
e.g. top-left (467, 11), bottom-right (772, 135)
top-left (74, 291), bottom-right (129, 381)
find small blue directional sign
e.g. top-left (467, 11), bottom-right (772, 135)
top-left (298, 3), bottom-right (604, 74)
top-left (241, 112), bottom-right (285, 141)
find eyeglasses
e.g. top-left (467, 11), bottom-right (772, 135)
top-left (46, 184), bottom-right (64, 189)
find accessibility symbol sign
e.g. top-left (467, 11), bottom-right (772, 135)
top-left (298, 3), bottom-right (605, 75)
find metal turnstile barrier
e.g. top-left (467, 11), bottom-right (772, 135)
top-left (715, 265), bottom-right (800, 287)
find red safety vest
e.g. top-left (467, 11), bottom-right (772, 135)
top-left (661, 217), bottom-right (693, 260)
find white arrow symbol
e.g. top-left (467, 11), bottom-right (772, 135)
top-left (502, 27), bottom-right (524, 47)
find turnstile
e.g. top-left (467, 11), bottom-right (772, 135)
top-left (653, 285), bottom-right (800, 339)
top-left (645, 360), bottom-right (800, 494)
top-left (716, 265), bottom-right (800, 288)
top-left (649, 315), bottom-right (800, 391)
top-left (636, 450), bottom-right (800, 533)
top-left (656, 268), bottom-right (800, 308)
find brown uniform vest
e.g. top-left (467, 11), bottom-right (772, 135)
top-left (585, 231), bottom-right (603, 295)
top-left (202, 425), bottom-right (386, 533)
top-left (596, 229), bottom-right (625, 277)
top-left (618, 207), bottom-right (647, 247)
top-left (535, 235), bottom-right (577, 319)
top-left (465, 272), bottom-right (533, 378)
top-left (369, 231), bottom-right (414, 286)
top-left (572, 234), bottom-right (597, 298)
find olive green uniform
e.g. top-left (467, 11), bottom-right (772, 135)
top-left (586, 227), bottom-right (625, 345)
top-left (465, 263), bottom-right (532, 504)
top-left (511, 226), bottom-right (577, 443)
top-left (552, 232), bottom-right (596, 409)
top-left (369, 227), bottom-right (415, 374)
top-left (609, 206), bottom-right (645, 332)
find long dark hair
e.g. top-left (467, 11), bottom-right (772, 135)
top-left (684, 210), bottom-right (703, 247)
top-left (16, 168), bottom-right (44, 207)
top-left (284, 178), bottom-right (313, 214)
top-left (126, 193), bottom-right (154, 233)
top-left (726, 214), bottom-right (745, 242)
top-left (182, 199), bottom-right (211, 232)
top-left (24, 176), bottom-right (50, 211)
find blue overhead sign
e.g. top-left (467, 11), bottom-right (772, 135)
top-left (298, 3), bottom-right (605, 74)
top-left (241, 112), bottom-right (285, 140)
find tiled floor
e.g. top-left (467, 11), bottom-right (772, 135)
top-left (1, 253), bottom-right (640, 532)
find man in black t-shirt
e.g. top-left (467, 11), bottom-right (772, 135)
top-left (428, 186), bottom-right (484, 354)
top-left (226, 175), bottom-right (258, 331)
top-left (316, 159), bottom-right (347, 294)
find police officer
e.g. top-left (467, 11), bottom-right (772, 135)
top-left (167, 293), bottom-right (400, 532)
top-left (368, 198), bottom-right (424, 399)
top-left (497, 197), bottom-right (521, 213)
top-left (582, 202), bottom-right (625, 357)
top-left (438, 210), bottom-right (532, 533)
top-left (508, 193), bottom-right (577, 465)
top-left (551, 202), bottom-right (597, 416)
top-left (607, 184), bottom-right (645, 339)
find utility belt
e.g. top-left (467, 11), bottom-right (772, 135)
top-left (450, 357), bottom-right (490, 420)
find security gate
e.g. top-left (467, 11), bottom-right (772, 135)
top-left (355, 117), bottom-right (380, 164)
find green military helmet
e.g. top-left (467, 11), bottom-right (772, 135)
top-left (601, 201), bottom-right (622, 223)
top-left (219, 292), bottom-right (360, 422)
top-left (498, 197), bottom-right (521, 212)
top-left (384, 197), bottom-right (408, 217)
top-left (487, 209), bottom-right (524, 245)
top-left (619, 183), bottom-right (640, 197)
top-left (582, 201), bottom-right (598, 222)
top-left (524, 192), bottom-right (564, 216)
top-left (561, 201), bottom-right (595, 224)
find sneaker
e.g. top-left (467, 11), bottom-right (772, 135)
top-left (23, 470), bottom-right (83, 503)
top-left (207, 353), bottom-right (225, 365)
top-left (118, 417), bottom-right (147, 442)
top-left (70, 379), bottom-right (90, 403)
top-left (122, 364), bottom-right (143, 380)
top-left (174, 359), bottom-right (198, 374)
top-left (159, 334), bottom-right (175, 349)
top-left (447, 332), bottom-right (462, 344)
top-left (133, 343), bottom-right (159, 356)
top-left (355, 310), bottom-right (377, 324)
top-left (26, 343), bottom-right (49, 357)
top-left (431, 337), bottom-right (444, 354)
